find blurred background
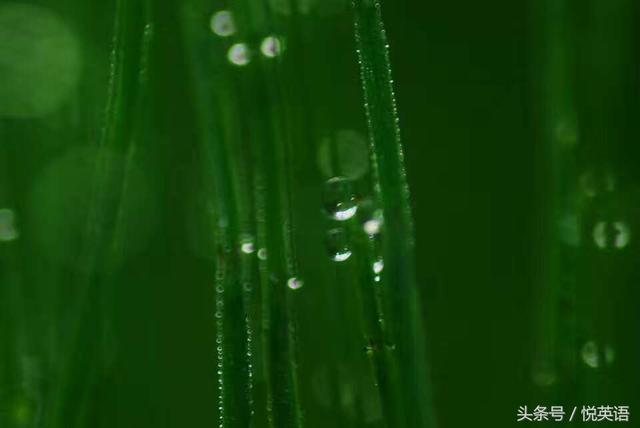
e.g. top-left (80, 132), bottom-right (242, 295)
top-left (1, 0), bottom-right (639, 427)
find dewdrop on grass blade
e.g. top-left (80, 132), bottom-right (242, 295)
top-left (323, 177), bottom-right (357, 221)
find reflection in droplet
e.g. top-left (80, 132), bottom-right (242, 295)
top-left (317, 130), bottom-right (370, 180)
top-left (592, 221), bottom-right (630, 250)
top-left (210, 10), bottom-right (235, 37)
top-left (323, 177), bottom-right (357, 221)
top-left (0, 208), bottom-right (19, 242)
top-left (581, 341), bottom-right (615, 369)
top-left (287, 277), bottom-right (303, 290)
top-left (327, 227), bottom-right (352, 262)
top-left (260, 35), bottom-right (282, 58)
top-left (240, 234), bottom-right (255, 254)
top-left (228, 43), bottom-right (250, 66)
top-left (0, 3), bottom-right (81, 118)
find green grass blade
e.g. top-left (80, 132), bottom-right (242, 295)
top-left (350, 0), bottom-right (436, 426)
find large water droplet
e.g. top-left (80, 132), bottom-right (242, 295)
top-left (257, 248), bottom-right (268, 261)
top-left (592, 221), bottom-right (630, 250)
top-left (327, 227), bottom-right (352, 262)
top-left (323, 177), bottom-right (357, 221)
top-left (287, 277), bottom-right (304, 290)
top-left (0, 208), bottom-right (19, 242)
top-left (228, 43), bottom-right (250, 66)
top-left (210, 10), bottom-right (235, 37)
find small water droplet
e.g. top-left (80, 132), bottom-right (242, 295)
top-left (287, 277), bottom-right (303, 290)
top-left (0, 208), bottom-right (19, 242)
top-left (210, 10), bottom-right (235, 37)
top-left (592, 221), bottom-right (630, 249)
top-left (358, 198), bottom-right (384, 235)
top-left (228, 43), bottom-right (250, 66)
top-left (365, 345), bottom-right (375, 356)
top-left (260, 35), bottom-right (282, 58)
top-left (373, 258), bottom-right (384, 274)
top-left (257, 248), bottom-right (268, 261)
top-left (581, 341), bottom-right (599, 368)
top-left (240, 235), bottom-right (255, 254)
top-left (326, 227), bottom-right (352, 262)
top-left (323, 177), bottom-right (357, 221)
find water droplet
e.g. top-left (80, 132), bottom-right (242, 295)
top-left (257, 248), bottom-right (268, 261)
top-left (593, 221), bottom-right (630, 249)
top-left (228, 43), bottom-right (250, 66)
top-left (373, 258), bottom-right (384, 274)
top-left (317, 130), bottom-right (370, 180)
top-left (581, 341), bottom-right (599, 368)
top-left (581, 341), bottom-right (615, 369)
top-left (0, 208), bottom-right (19, 242)
top-left (326, 227), bottom-right (352, 262)
top-left (210, 10), bottom-right (235, 37)
top-left (287, 277), bottom-right (303, 290)
top-left (239, 235), bottom-right (255, 254)
top-left (260, 35), bottom-right (282, 58)
top-left (365, 344), bottom-right (375, 356)
top-left (323, 177), bottom-right (357, 221)
top-left (358, 198), bottom-right (384, 236)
